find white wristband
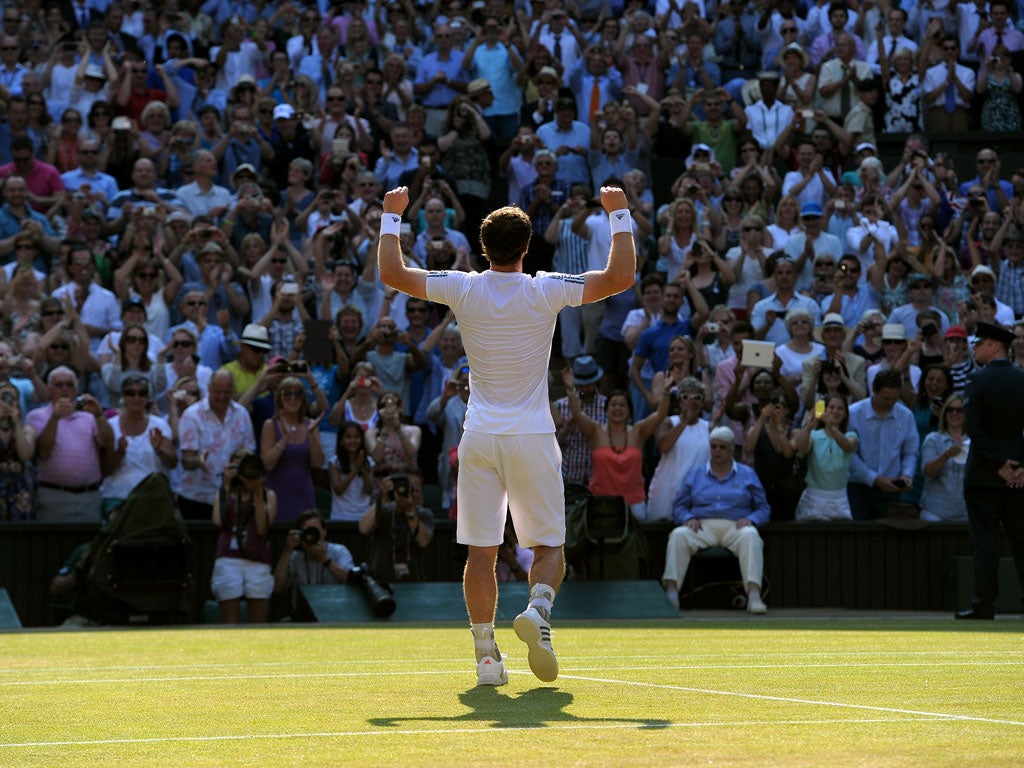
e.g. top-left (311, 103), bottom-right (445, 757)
top-left (380, 213), bottom-right (402, 238)
top-left (609, 209), bottom-right (632, 235)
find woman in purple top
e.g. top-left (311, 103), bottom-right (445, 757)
top-left (260, 376), bottom-right (326, 522)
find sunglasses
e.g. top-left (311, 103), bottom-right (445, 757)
top-left (50, 343), bottom-right (70, 351)
top-left (43, 310), bottom-right (63, 317)
top-left (123, 388), bottom-right (149, 397)
top-left (124, 336), bottom-right (146, 343)
top-left (172, 339), bottom-right (194, 348)
top-left (945, 406), bottom-right (965, 414)
top-left (742, 225), bottom-right (762, 232)
top-left (186, 300), bottom-right (207, 306)
top-left (281, 389), bottom-right (304, 399)
top-left (271, 258), bottom-right (287, 264)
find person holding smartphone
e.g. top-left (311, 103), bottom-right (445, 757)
top-left (846, 368), bottom-right (919, 520)
top-left (792, 394), bottom-right (857, 521)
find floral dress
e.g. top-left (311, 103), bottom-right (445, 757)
top-left (0, 433), bottom-right (32, 520)
top-left (980, 74), bottom-right (1023, 132)
top-left (884, 73), bottom-right (922, 133)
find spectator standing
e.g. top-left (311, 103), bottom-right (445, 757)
top-left (210, 447), bottom-right (276, 624)
top-left (100, 374), bottom-right (176, 517)
top-left (846, 368), bottom-right (919, 520)
top-left (328, 421), bottom-right (374, 521)
top-left (792, 393), bottom-right (857, 521)
top-left (177, 369), bottom-right (256, 520)
top-left (553, 355), bottom-right (607, 492)
top-left (923, 36), bottom-right (975, 132)
top-left (0, 381), bottom-right (34, 521)
top-left (359, 472), bottom-right (434, 582)
top-left (414, 23), bottom-right (467, 136)
top-left (646, 376), bottom-right (711, 523)
top-left (920, 394), bottom-right (970, 523)
top-left (260, 376), bottom-right (324, 523)
top-left (27, 366), bottom-right (114, 522)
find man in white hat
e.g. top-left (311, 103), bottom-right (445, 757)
top-left (519, 66), bottom-right (561, 130)
top-left (969, 264), bottom-right (1016, 326)
top-left (866, 323), bottom-right (920, 396)
top-left (743, 70), bottom-right (793, 151)
top-left (803, 311), bottom-right (866, 405)
top-left (221, 322), bottom-right (271, 398)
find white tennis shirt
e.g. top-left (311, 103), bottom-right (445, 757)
top-left (427, 269), bottom-right (585, 435)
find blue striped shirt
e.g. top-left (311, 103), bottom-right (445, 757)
top-left (552, 219), bottom-right (589, 275)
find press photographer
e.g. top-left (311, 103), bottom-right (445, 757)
top-left (358, 471), bottom-right (434, 582)
top-left (273, 510), bottom-right (357, 619)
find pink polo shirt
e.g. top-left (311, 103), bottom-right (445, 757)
top-left (0, 159), bottom-right (65, 212)
top-left (25, 405), bottom-right (102, 486)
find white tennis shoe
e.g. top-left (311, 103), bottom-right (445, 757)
top-left (514, 607), bottom-right (558, 682)
top-left (475, 655), bottom-right (508, 686)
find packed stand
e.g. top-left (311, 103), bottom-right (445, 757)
top-left (2, 0), bottom-right (1024, 619)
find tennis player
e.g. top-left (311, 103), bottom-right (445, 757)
top-left (377, 185), bottom-right (635, 684)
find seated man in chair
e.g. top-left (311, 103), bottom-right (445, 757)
top-left (662, 426), bottom-right (771, 614)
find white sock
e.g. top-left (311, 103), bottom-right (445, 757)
top-left (528, 583), bottom-right (555, 621)
top-left (471, 623), bottom-right (499, 661)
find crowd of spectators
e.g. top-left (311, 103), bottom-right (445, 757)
top-left (5, 0), bottom-right (1024, 620)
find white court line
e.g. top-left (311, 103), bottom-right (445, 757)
top-left (2, 659), bottom-right (1022, 687)
top-left (0, 718), bottom-right (955, 750)
top-left (558, 674), bottom-right (1024, 728)
top-left (1, 649), bottom-right (1020, 676)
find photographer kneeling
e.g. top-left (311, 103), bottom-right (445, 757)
top-left (359, 472), bottom-right (434, 582)
top-left (273, 510), bottom-right (357, 620)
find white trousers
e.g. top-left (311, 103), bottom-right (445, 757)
top-left (662, 519), bottom-right (764, 590)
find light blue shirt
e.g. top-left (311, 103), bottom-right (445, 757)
top-left (60, 168), bottom-right (120, 206)
top-left (467, 43), bottom-right (521, 117)
top-left (673, 460), bottom-right (771, 526)
top-left (414, 50), bottom-right (466, 108)
top-left (886, 302), bottom-right (950, 340)
top-left (374, 150), bottom-right (420, 191)
top-left (847, 397), bottom-right (919, 486)
top-left (166, 320), bottom-right (239, 370)
top-left (535, 120), bottom-right (592, 186)
top-left (174, 181), bottom-right (233, 217)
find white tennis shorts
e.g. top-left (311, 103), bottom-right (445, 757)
top-left (456, 430), bottom-right (565, 548)
top-left (211, 557), bottom-right (274, 601)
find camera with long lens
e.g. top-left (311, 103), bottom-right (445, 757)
top-left (348, 562), bottom-right (396, 618)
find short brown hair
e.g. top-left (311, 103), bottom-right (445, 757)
top-left (479, 206), bottom-right (532, 267)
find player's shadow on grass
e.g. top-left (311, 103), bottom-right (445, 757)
top-left (368, 687), bottom-right (671, 730)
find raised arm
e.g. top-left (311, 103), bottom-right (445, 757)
top-left (581, 186), bottom-right (637, 303)
top-left (378, 187), bottom-right (428, 299)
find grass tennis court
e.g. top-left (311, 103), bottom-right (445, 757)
top-left (1, 618), bottom-right (1022, 767)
